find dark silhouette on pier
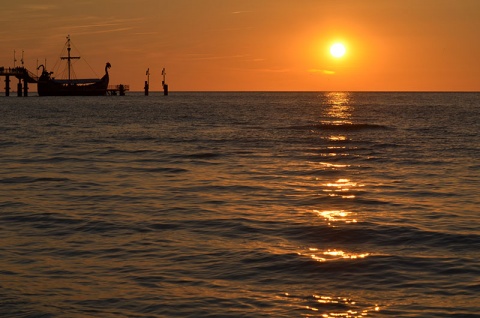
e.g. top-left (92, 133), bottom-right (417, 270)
top-left (0, 66), bottom-right (38, 96)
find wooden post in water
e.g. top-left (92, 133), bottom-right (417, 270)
top-left (145, 68), bottom-right (150, 96)
top-left (17, 81), bottom-right (22, 97)
top-left (5, 75), bottom-right (10, 96)
top-left (23, 79), bottom-right (28, 97)
top-left (162, 68), bottom-right (168, 96)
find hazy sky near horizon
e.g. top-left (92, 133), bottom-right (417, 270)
top-left (1, 0), bottom-right (479, 91)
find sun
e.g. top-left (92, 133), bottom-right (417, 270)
top-left (330, 43), bottom-right (346, 58)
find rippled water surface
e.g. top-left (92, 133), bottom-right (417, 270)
top-left (1, 92), bottom-right (479, 317)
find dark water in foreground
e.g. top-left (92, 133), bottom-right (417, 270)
top-left (1, 92), bottom-right (479, 317)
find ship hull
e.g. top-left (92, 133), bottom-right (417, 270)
top-left (37, 74), bottom-right (109, 96)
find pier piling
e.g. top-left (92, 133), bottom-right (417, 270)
top-left (5, 75), bottom-right (10, 96)
top-left (1, 67), bottom-right (37, 97)
top-left (23, 80), bottom-right (28, 97)
top-left (119, 84), bottom-right (126, 96)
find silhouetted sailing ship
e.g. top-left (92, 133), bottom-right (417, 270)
top-left (37, 36), bottom-right (110, 96)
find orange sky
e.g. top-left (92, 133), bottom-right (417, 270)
top-left (1, 0), bottom-right (479, 91)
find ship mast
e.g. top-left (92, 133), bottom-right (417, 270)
top-left (60, 35), bottom-right (80, 83)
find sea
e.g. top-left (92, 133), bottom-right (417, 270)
top-left (0, 92), bottom-right (479, 318)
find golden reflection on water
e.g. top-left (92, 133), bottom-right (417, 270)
top-left (325, 92), bottom-right (353, 120)
top-left (321, 178), bottom-right (363, 199)
top-left (284, 292), bottom-right (380, 317)
top-left (319, 162), bottom-right (350, 169)
top-left (300, 248), bottom-right (370, 263)
top-left (328, 135), bottom-right (347, 141)
top-left (294, 93), bottom-right (379, 317)
top-left (314, 210), bottom-right (357, 225)
top-left (322, 93), bottom-right (354, 146)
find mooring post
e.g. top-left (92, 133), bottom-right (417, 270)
top-left (17, 81), bottom-right (22, 97)
top-left (23, 79), bottom-right (28, 97)
top-left (162, 68), bottom-right (168, 96)
top-left (145, 68), bottom-right (150, 96)
top-left (5, 75), bottom-right (10, 97)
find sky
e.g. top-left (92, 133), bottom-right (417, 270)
top-left (1, 0), bottom-right (479, 91)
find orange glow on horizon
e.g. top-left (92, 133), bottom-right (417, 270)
top-left (1, 2), bottom-right (479, 91)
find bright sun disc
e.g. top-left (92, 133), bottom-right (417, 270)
top-left (330, 43), bottom-right (346, 58)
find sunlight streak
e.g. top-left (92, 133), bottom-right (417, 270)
top-left (299, 248), bottom-right (370, 263)
top-left (314, 210), bottom-right (358, 225)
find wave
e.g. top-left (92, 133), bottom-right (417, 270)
top-left (0, 176), bottom-right (72, 184)
top-left (171, 152), bottom-right (224, 159)
top-left (126, 167), bottom-right (188, 174)
top-left (286, 122), bottom-right (391, 131)
top-left (281, 221), bottom-right (480, 254)
top-left (16, 156), bottom-right (91, 164)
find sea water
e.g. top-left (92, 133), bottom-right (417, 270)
top-left (0, 92), bottom-right (479, 317)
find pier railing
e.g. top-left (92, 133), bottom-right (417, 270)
top-left (0, 66), bottom-right (39, 82)
top-left (107, 84), bottom-right (130, 96)
top-left (108, 84), bottom-right (130, 91)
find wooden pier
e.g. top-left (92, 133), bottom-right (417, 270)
top-left (0, 66), bottom-right (38, 96)
top-left (107, 84), bottom-right (129, 96)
